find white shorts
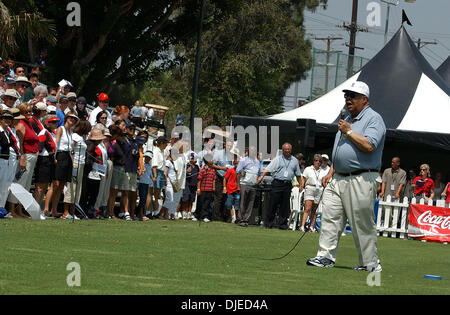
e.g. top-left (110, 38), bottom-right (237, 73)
top-left (304, 185), bottom-right (322, 204)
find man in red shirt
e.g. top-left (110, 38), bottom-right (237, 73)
top-left (196, 154), bottom-right (216, 222)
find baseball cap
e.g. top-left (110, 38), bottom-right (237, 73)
top-left (66, 92), bottom-right (77, 100)
top-left (35, 102), bottom-right (47, 111)
top-left (3, 77), bottom-right (15, 85)
top-left (156, 136), bottom-right (169, 143)
top-left (126, 121), bottom-right (136, 129)
top-left (59, 95), bottom-right (68, 103)
top-left (47, 105), bottom-right (57, 114)
top-left (66, 112), bottom-right (79, 120)
top-left (189, 152), bottom-right (198, 160)
top-left (76, 96), bottom-right (87, 105)
top-left (343, 81), bottom-right (370, 98)
top-left (43, 115), bottom-right (60, 125)
top-left (47, 95), bottom-right (57, 103)
top-left (321, 154), bottom-right (329, 160)
top-left (144, 151), bottom-right (153, 158)
top-left (98, 92), bottom-right (109, 102)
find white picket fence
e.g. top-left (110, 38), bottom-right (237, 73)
top-left (376, 195), bottom-right (448, 239)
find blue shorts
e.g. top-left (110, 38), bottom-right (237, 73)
top-left (225, 192), bottom-right (240, 211)
top-left (154, 169), bottom-right (165, 189)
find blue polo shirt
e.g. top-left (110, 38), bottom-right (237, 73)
top-left (213, 149), bottom-right (234, 177)
top-left (56, 109), bottom-right (65, 128)
top-left (332, 106), bottom-right (386, 173)
top-left (265, 154), bottom-right (301, 181)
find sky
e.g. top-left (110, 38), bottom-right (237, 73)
top-left (284, 0), bottom-right (450, 110)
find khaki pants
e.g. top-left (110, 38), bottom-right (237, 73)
top-left (316, 172), bottom-right (379, 267)
top-left (64, 163), bottom-right (85, 204)
top-left (8, 153), bottom-right (37, 204)
top-left (95, 160), bottom-right (113, 209)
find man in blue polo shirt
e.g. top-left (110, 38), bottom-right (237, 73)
top-left (257, 142), bottom-right (303, 230)
top-left (307, 81), bottom-right (386, 272)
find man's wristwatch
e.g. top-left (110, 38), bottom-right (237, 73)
top-left (346, 130), bottom-right (353, 136)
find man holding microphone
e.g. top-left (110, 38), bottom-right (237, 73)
top-left (306, 81), bottom-right (386, 272)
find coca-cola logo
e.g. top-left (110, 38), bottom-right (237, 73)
top-left (417, 210), bottom-right (450, 232)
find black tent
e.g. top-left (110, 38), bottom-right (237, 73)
top-left (232, 26), bottom-right (450, 177)
top-left (436, 55), bottom-right (450, 88)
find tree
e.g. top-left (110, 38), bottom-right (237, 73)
top-left (2, 0), bottom-right (210, 101)
top-left (0, 0), bottom-right (56, 59)
top-left (157, 0), bottom-right (328, 127)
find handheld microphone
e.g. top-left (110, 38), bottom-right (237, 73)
top-left (340, 107), bottom-right (346, 120)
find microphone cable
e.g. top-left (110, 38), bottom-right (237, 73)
top-left (260, 178), bottom-right (331, 261)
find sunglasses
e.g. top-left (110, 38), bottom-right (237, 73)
top-left (344, 92), bottom-right (362, 99)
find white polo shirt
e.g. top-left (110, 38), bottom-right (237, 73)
top-left (89, 106), bottom-right (112, 127)
top-left (151, 146), bottom-right (165, 171)
top-left (302, 165), bottom-right (321, 187)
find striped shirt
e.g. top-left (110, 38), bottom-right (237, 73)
top-left (197, 165), bottom-right (216, 192)
top-left (38, 129), bottom-right (56, 156)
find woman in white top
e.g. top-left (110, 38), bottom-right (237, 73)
top-left (159, 152), bottom-right (177, 220)
top-left (62, 120), bottom-right (90, 219)
top-left (0, 111), bottom-right (13, 209)
top-left (300, 154), bottom-right (323, 232)
top-left (174, 142), bottom-right (187, 219)
top-left (151, 137), bottom-right (169, 216)
top-left (162, 145), bottom-right (186, 220)
top-left (49, 111), bottom-right (78, 218)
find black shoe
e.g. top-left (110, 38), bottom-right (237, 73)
top-left (279, 224), bottom-right (289, 230)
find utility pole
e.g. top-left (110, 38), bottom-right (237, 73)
top-left (381, 0), bottom-right (399, 45)
top-left (341, 0), bottom-right (367, 78)
top-left (415, 38), bottom-right (437, 50)
top-left (314, 36), bottom-right (343, 93)
top-left (190, 0), bottom-right (206, 146)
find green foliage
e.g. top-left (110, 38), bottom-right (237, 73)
top-left (156, 0), bottom-right (328, 127)
top-left (0, 0), bottom-right (56, 57)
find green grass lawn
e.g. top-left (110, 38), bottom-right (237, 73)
top-left (0, 218), bottom-right (449, 295)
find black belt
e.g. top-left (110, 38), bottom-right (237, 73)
top-left (273, 178), bottom-right (292, 184)
top-left (336, 169), bottom-right (378, 177)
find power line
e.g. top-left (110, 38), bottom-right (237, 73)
top-left (436, 39), bottom-right (450, 54)
top-left (422, 46), bottom-right (444, 63)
